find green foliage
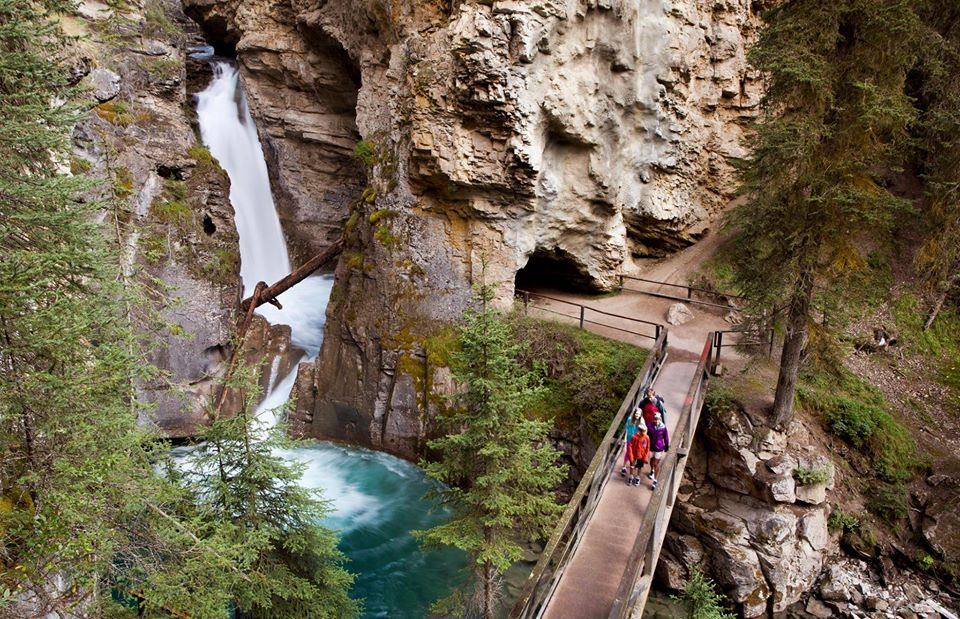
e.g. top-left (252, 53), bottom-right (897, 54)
top-left (828, 509), bottom-right (861, 533)
top-left (353, 140), bottom-right (377, 167)
top-left (374, 224), bottom-right (400, 246)
top-left (793, 466), bottom-right (830, 486)
top-left (506, 314), bottom-right (648, 441)
top-left (187, 144), bottom-right (223, 172)
top-left (70, 156), bottom-right (92, 175)
top-left (150, 199), bottom-right (191, 228)
top-left (797, 368), bottom-right (922, 483)
top-left (674, 567), bottom-right (736, 619)
top-left (727, 0), bottom-right (923, 424)
top-left (866, 482), bottom-right (909, 525)
top-left (142, 0), bottom-right (181, 40)
top-left (0, 2), bottom-right (215, 612)
top-left (159, 365), bottom-right (359, 619)
top-left (417, 285), bottom-right (564, 619)
top-left (893, 295), bottom-right (960, 404)
top-left (917, 552), bottom-right (936, 571)
top-left (368, 208), bottom-right (394, 224)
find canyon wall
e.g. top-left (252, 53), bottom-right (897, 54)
top-left (184, 0), bottom-right (765, 458)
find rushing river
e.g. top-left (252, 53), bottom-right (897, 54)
top-left (195, 61), bottom-right (466, 617)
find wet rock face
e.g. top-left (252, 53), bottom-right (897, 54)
top-left (183, 0), bottom-right (764, 459)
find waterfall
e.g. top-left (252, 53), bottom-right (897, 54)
top-left (194, 60), bottom-right (465, 617)
top-left (196, 63), bottom-right (332, 355)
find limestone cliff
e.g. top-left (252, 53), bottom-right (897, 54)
top-left (69, 0), bottom-right (249, 436)
top-left (183, 0), bottom-right (765, 459)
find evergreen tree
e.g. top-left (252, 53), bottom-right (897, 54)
top-left (418, 285), bottom-right (564, 619)
top-left (729, 0), bottom-right (921, 426)
top-left (914, 0), bottom-right (960, 328)
top-left (169, 365), bottom-right (358, 619)
top-left (0, 0), bottom-right (178, 613)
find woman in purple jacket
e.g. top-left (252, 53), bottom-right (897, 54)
top-left (648, 413), bottom-right (669, 489)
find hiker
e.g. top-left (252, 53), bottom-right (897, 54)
top-left (625, 425), bottom-right (650, 487)
top-left (639, 387), bottom-right (667, 430)
top-left (620, 410), bottom-right (642, 477)
top-left (648, 413), bottom-right (669, 490)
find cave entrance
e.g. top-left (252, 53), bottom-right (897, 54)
top-left (514, 248), bottom-right (599, 294)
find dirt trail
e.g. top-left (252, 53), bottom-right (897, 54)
top-left (519, 229), bottom-right (737, 361)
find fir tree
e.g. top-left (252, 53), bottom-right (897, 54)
top-left (418, 285), bottom-right (564, 619)
top-left (0, 0), bottom-right (180, 613)
top-left (914, 0), bottom-right (960, 329)
top-left (729, 0), bottom-right (921, 426)
top-left (171, 365), bottom-right (359, 619)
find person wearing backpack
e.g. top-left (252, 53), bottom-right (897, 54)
top-left (625, 424), bottom-right (650, 487)
top-left (648, 413), bottom-right (669, 490)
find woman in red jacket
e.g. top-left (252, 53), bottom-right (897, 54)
top-left (626, 425), bottom-right (650, 487)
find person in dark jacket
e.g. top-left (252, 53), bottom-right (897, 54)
top-left (639, 387), bottom-right (667, 429)
top-left (648, 413), bottom-right (669, 490)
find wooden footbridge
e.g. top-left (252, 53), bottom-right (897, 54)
top-left (509, 283), bottom-right (748, 619)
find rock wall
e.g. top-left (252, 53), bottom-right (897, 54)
top-left (183, 0), bottom-right (765, 458)
top-left (69, 0), bottom-right (262, 435)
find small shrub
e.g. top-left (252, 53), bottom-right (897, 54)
top-left (144, 57), bottom-right (182, 81)
top-left (142, 0), bottom-right (181, 39)
top-left (70, 157), bottom-right (92, 175)
top-left (674, 567), bottom-right (736, 619)
top-left (369, 208), bottom-right (394, 224)
top-left (353, 140), bottom-right (377, 167)
top-left (916, 552), bottom-right (935, 571)
top-left (361, 187), bottom-right (378, 204)
top-left (866, 482), bottom-right (909, 525)
top-left (827, 509), bottom-right (860, 533)
top-left (95, 101), bottom-right (136, 126)
top-left (151, 200), bottom-right (191, 228)
top-left (374, 225), bottom-right (400, 246)
top-left (139, 230), bottom-right (167, 263)
top-left (794, 466), bottom-right (830, 486)
top-left (187, 145), bottom-right (222, 172)
top-left (164, 179), bottom-right (188, 201)
top-left (113, 166), bottom-right (134, 198)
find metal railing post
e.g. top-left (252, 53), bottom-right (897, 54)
top-left (768, 329), bottom-right (774, 357)
top-left (713, 331), bottom-right (723, 373)
top-left (579, 305), bottom-right (585, 329)
top-left (523, 291), bottom-right (530, 315)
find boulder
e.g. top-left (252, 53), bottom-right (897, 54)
top-left (806, 597), bottom-right (833, 619)
top-left (666, 302), bottom-right (695, 325)
top-left (88, 68), bottom-right (120, 102)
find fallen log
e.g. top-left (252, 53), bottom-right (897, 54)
top-left (240, 239), bottom-right (343, 312)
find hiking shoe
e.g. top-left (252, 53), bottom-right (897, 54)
top-left (632, 478), bottom-right (640, 486)
top-left (620, 467), bottom-right (627, 477)
top-left (652, 480), bottom-right (658, 490)
top-left (646, 471), bottom-right (654, 479)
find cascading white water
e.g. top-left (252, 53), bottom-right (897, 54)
top-left (196, 64), bottom-right (290, 291)
top-left (195, 60), bottom-right (465, 617)
top-left (196, 63), bottom-right (332, 356)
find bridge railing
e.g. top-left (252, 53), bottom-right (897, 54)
top-left (712, 327), bottom-right (775, 373)
top-left (608, 332), bottom-right (715, 619)
top-left (509, 329), bottom-right (669, 619)
top-left (515, 289), bottom-right (664, 341)
top-left (618, 275), bottom-right (739, 311)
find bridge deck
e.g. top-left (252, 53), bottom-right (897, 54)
top-left (542, 359), bottom-right (698, 619)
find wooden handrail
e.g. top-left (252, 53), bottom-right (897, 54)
top-left (608, 333), bottom-right (714, 619)
top-left (509, 329), bottom-right (669, 619)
